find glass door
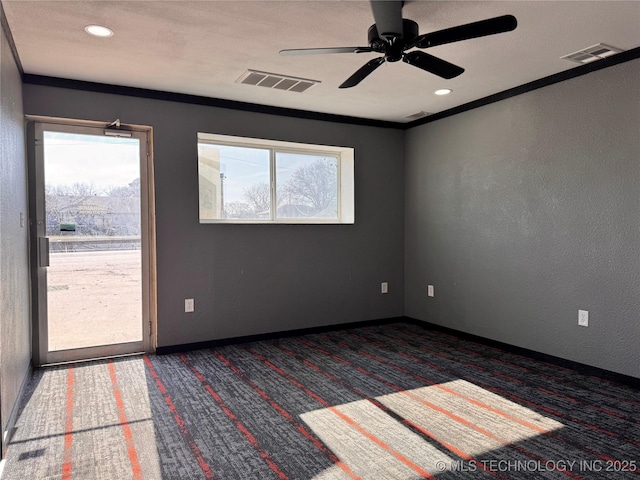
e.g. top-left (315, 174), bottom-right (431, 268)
top-left (32, 121), bottom-right (151, 365)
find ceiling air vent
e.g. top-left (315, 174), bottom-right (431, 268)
top-left (404, 111), bottom-right (433, 121)
top-left (561, 43), bottom-right (623, 64)
top-left (236, 70), bottom-right (320, 92)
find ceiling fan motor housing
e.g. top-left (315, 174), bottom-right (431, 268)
top-left (368, 19), bottom-right (419, 62)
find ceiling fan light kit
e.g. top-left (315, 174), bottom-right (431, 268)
top-left (280, 1), bottom-right (517, 88)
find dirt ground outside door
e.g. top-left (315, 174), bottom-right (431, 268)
top-left (47, 250), bottom-right (142, 351)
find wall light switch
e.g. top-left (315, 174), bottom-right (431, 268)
top-left (427, 285), bottom-right (435, 297)
top-left (578, 309), bottom-right (588, 327)
top-left (185, 298), bottom-right (195, 313)
top-left (381, 282), bottom-right (388, 294)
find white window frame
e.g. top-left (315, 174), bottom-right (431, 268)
top-left (198, 133), bottom-right (354, 224)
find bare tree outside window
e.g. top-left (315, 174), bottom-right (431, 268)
top-left (238, 157), bottom-right (338, 219)
top-left (45, 179), bottom-right (140, 241)
top-left (277, 154), bottom-right (338, 219)
top-left (242, 182), bottom-right (271, 215)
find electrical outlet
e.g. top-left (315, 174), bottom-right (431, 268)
top-left (185, 298), bottom-right (194, 313)
top-left (381, 282), bottom-right (388, 294)
top-left (427, 285), bottom-right (434, 297)
top-left (578, 310), bottom-right (588, 327)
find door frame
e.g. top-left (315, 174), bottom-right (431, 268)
top-left (27, 116), bottom-right (157, 366)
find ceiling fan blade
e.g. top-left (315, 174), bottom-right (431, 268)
top-left (414, 14), bottom-right (517, 49)
top-left (370, 0), bottom-right (404, 40)
top-left (339, 57), bottom-right (386, 88)
top-left (403, 51), bottom-right (464, 79)
top-left (280, 47), bottom-right (373, 56)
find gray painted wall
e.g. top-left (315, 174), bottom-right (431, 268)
top-left (17, 45), bottom-right (638, 387)
top-left (0, 20), bottom-right (30, 455)
top-left (405, 59), bottom-right (640, 378)
top-left (23, 85), bottom-right (405, 347)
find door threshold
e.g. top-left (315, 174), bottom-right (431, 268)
top-left (40, 351), bottom-right (146, 367)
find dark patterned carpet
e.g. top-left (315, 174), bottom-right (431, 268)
top-left (2, 322), bottom-right (639, 479)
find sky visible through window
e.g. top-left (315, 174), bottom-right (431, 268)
top-left (199, 143), bottom-right (336, 205)
top-left (201, 143), bottom-right (269, 204)
top-left (43, 131), bottom-right (139, 193)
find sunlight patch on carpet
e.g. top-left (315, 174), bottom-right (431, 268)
top-left (303, 379), bottom-right (564, 478)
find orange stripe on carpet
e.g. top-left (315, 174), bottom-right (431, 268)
top-left (62, 365), bottom-right (74, 480)
top-left (108, 361), bottom-right (143, 480)
top-left (179, 354), bottom-right (289, 480)
top-left (143, 355), bottom-right (214, 479)
top-left (213, 351), bottom-right (362, 480)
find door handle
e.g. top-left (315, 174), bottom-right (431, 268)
top-left (38, 237), bottom-right (50, 267)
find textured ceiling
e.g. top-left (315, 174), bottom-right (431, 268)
top-left (3, 1), bottom-right (640, 123)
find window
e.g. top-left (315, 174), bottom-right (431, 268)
top-left (198, 133), bottom-right (354, 224)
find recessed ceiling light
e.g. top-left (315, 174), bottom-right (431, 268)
top-left (434, 89), bottom-right (452, 96)
top-left (84, 25), bottom-right (114, 37)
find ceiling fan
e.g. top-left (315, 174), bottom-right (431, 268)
top-left (280, 1), bottom-right (517, 88)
